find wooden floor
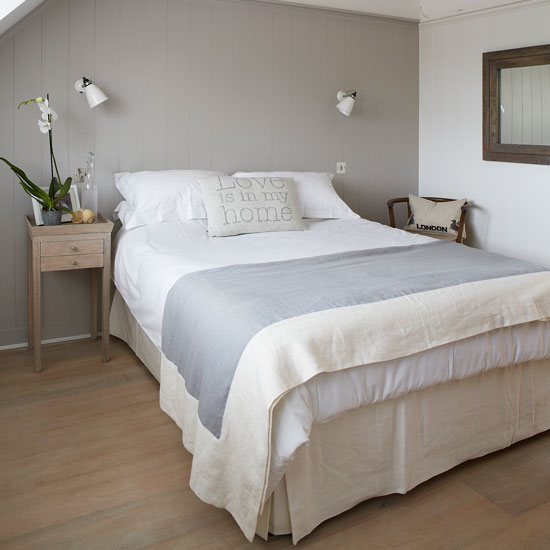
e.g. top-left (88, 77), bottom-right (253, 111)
top-left (1, 338), bottom-right (550, 550)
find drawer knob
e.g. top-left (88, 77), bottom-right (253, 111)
top-left (70, 246), bottom-right (77, 251)
top-left (71, 260), bottom-right (77, 265)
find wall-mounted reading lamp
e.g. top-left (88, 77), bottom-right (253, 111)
top-left (336, 90), bottom-right (357, 117)
top-left (74, 77), bottom-right (108, 109)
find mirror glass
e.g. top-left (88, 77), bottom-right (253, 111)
top-left (499, 64), bottom-right (550, 145)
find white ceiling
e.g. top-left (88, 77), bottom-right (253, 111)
top-left (275, 0), bottom-right (419, 20)
top-left (274, 0), bottom-right (542, 21)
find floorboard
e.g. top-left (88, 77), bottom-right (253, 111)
top-left (1, 338), bottom-right (549, 549)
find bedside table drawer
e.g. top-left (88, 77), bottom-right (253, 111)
top-left (41, 239), bottom-right (103, 257)
top-left (41, 253), bottom-right (104, 272)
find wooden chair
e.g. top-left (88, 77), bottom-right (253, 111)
top-left (387, 196), bottom-right (469, 244)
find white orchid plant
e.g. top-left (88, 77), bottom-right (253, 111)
top-left (0, 95), bottom-right (72, 213)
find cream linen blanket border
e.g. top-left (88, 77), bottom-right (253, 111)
top-left (159, 271), bottom-right (550, 541)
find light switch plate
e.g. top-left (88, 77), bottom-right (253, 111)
top-left (336, 161), bottom-right (346, 174)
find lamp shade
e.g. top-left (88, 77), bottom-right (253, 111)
top-left (74, 77), bottom-right (108, 109)
top-left (336, 90), bottom-right (357, 117)
top-left (84, 83), bottom-right (108, 108)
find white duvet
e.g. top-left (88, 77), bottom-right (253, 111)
top-left (113, 215), bottom-right (436, 347)
top-left (113, 214), bottom-right (550, 516)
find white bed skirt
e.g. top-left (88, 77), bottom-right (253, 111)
top-left (110, 290), bottom-right (550, 543)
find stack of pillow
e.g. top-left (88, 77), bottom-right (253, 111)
top-left (115, 169), bottom-right (359, 237)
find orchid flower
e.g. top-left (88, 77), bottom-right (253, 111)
top-left (38, 120), bottom-right (51, 133)
top-left (38, 98), bottom-right (57, 122)
top-left (18, 96), bottom-right (57, 125)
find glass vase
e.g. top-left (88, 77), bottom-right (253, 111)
top-left (82, 152), bottom-right (98, 216)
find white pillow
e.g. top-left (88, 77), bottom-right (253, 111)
top-left (200, 176), bottom-right (305, 237)
top-left (114, 169), bottom-right (226, 229)
top-left (113, 200), bottom-right (135, 227)
top-left (231, 171), bottom-right (359, 219)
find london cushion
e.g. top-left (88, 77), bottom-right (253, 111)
top-left (403, 195), bottom-right (467, 239)
top-left (199, 176), bottom-right (306, 237)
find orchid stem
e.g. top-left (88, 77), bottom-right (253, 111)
top-left (47, 93), bottom-right (54, 182)
top-left (49, 129), bottom-right (61, 186)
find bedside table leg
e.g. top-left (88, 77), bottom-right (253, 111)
top-left (31, 241), bottom-right (41, 373)
top-left (101, 235), bottom-right (111, 362)
top-left (91, 268), bottom-right (98, 341)
top-left (27, 235), bottom-right (34, 351)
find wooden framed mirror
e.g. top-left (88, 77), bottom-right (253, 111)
top-left (483, 44), bottom-right (550, 165)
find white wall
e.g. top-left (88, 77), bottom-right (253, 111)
top-left (419, 3), bottom-right (550, 266)
top-left (0, 0), bottom-right (418, 347)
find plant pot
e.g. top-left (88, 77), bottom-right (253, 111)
top-left (42, 209), bottom-right (62, 226)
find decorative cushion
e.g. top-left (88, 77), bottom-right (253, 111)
top-left (231, 171), bottom-right (359, 219)
top-left (199, 176), bottom-right (306, 237)
top-left (403, 195), bottom-right (467, 239)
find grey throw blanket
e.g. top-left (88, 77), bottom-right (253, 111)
top-left (162, 240), bottom-right (545, 438)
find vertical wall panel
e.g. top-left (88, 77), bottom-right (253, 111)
top-left (189, 1), bottom-right (212, 169)
top-left (41, 0), bottom-right (71, 328)
top-left (271, 12), bottom-right (292, 170)
top-left (68, 0), bottom-right (97, 326)
top-left (307, 17), bottom-right (329, 173)
top-left (94, 0), bottom-right (121, 215)
top-left (342, 20), bottom-right (361, 214)
top-left (404, 26), bottom-right (419, 198)
top-left (0, 0), bottom-right (418, 347)
top-left (166, 0), bottom-right (191, 168)
top-left (0, 39), bottom-right (15, 336)
top-left (13, 16), bottom-right (42, 334)
top-left (119, 0), bottom-right (145, 173)
top-left (211, 3), bottom-right (234, 171)
top-left (68, 0), bottom-right (94, 177)
top-left (326, 19), bottom-right (345, 197)
top-left (356, 22), bottom-right (377, 218)
top-left (248, 8), bottom-right (273, 171)
top-left (368, 24), bottom-right (411, 223)
top-left (41, 0), bottom-right (69, 185)
top-left (166, 0), bottom-right (190, 169)
top-left (231, 6), bottom-right (255, 170)
top-left (143, 0), bottom-right (167, 170)
top-left (290, 14), bottom-right (310, 171)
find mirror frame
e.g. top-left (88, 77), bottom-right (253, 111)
top-left (483, 44), bottom-right (550, 165)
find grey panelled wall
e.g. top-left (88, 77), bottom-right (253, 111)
top-left (0, 0), bottom-right (419, 347)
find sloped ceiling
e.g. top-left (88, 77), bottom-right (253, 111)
top-left (0, 0), bottom-right (44, 37)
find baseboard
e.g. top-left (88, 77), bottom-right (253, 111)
top-left (0, 332), bottom-right (103, 351)
top-left (0, 319), bottom-right (98, 349)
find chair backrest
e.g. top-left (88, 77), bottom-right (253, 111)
top-left (387, 196), bottom-right (469, 243)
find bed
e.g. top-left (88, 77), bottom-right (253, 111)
top-left (110, 211), bottom-right (550, 544)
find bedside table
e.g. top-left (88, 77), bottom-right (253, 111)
top-left (26, 214), bottom-right (114, 372)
